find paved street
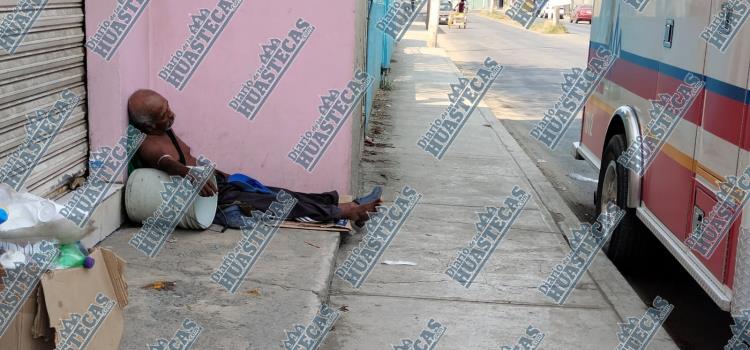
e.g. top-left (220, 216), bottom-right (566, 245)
top-left (563, 21), bottom-right (593, 36)
top-left (435, 13), bottom-right (732, 349)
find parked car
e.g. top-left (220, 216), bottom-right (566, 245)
top-left (538, 0), bottom-right (569, 19)
top-left (570, 4), bottom-right (593, 23)
top-left (439, 0), bottom-right (452, 24)
top-left (538, 6), bottom-right (565, 19)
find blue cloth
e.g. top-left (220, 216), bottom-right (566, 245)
top-left (214, 205), bottom-right (246, 229)
top-left (227, 173), bottom-right (274, 194)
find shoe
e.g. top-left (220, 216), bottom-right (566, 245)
top-left (354, 186), bottom-right (383, 205)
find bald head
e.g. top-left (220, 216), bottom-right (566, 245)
top-left (128, 89), bottom-right (174, 134)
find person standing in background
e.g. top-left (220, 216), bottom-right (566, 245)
top-left (456, 0), bottom-right (466, 13)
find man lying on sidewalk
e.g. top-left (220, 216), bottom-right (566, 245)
top-left (126, 89), bottom-right (381, 226)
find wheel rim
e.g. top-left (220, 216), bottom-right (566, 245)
top-left (600, 160), bottom-right (618, 213)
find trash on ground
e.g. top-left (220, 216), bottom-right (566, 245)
top-left (54, 243), bottom-right (95, 269)
top-left (568, 173), bottom-right (598, 183)
top-left (381, 260), bottom-right (417, 266)
top-left (0, 249), bottom-right (25, 269)
top-left (245, 287), bottom-right (262, 297)
top-left (0, 183), bottom-right (95, 243)
top-left (68, 176), bottom-right (87, 190)
top-left (142, 280), bottom-right (177, 291)
top-left (0, 247), bottom-right (128, 349)
top-left (305, 241), bottom-right (321, 248)
top-left (0, 240), bottom-right (54, 269)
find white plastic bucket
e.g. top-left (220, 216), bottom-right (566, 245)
top-left (125, 168), bottom-right (218, 230)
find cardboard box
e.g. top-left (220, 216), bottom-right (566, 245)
top-left (0, 247), bottom-right (128, 350)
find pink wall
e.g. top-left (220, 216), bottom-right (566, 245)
top-left (86, 0), bottom-right (360, 193)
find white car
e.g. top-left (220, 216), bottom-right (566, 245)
top-left (538, 5), bottom-right (566, 19)
top-left (538, 0), bottom-right (570, 19)
top-left (439, 0), bottom-right (452, 25)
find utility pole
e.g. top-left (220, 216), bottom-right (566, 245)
top-left (427, 0), bottom-right (439, 47)
top-left (551, 5), bottom-right (559, 25)
top-left (425, 0), bottom-right (430, 29)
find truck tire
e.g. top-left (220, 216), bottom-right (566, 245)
top-left (596, 134), bottom-right (643, 271)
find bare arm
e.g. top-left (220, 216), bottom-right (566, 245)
top-left (138, 141), bottom-right (190, 176)
top-left (137, 141), bottom-right (217, 196)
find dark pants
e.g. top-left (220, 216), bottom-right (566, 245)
top-left (216, 174), bottom-right (342, 222)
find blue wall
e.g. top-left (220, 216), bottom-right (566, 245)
top-left (364, 0), bottom-right (395, 128)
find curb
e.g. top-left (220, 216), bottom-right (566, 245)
top-left (476, 107), bottom-right (679, 347)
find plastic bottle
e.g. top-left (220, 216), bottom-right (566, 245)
top-left (54, 243), bottom-right (95, 269)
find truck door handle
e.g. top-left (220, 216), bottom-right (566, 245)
top-left (693, 207), bottom-right (705, 231)
top-left (663, 19), bottom-right (675, 48)
top-left (720, 2), bottom-right (734, 35)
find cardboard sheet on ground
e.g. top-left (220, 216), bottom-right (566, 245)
top-left (278, 219), bottom-right (353, 232)
top-left (0, 248), bottom-right (128, 350)
top-left (277, 194), bottom-right (354, 232)
top-left (41, 248), bottom-right (127, 349)
top-left (211, 219), bottom-right (353, 233)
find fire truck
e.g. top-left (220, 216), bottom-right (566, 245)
top-left (574, 0), bottom-right (750, 313)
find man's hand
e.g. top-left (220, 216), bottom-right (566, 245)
top-left (200, 180), bottom-right (218, 197)
top-left (185, 172), bottom-right (218, 197)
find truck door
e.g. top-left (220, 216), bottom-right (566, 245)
top-left (690, 0), bottom-right (750, 283)
top-left (641, 0), bottom-right (710, 244)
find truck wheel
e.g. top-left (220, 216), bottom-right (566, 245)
top-left (596, 134), bottom-right (643, 271)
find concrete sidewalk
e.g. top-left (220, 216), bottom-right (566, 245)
top-left (101, 226), bottom-right (340, 349)
top-left (322, 28), bottom-right (680, 349)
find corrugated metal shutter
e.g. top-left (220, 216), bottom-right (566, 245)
top-left (0, 0), bottom-right (88, 200)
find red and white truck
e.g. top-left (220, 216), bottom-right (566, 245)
top-left (575, 0), bottom-right (750, 313)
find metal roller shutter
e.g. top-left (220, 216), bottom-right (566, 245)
top-left (0, 0), bottom-right (88, 199)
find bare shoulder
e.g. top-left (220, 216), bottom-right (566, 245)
top-left (173, 133), bottom-right (192, 152)
top-left (138, 135), bottom-right (168, 166)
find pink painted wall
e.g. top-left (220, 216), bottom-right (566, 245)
top-left (86, 0), bottom-right (361, 193)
